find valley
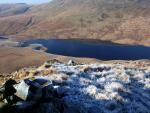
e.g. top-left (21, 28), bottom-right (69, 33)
top-left (0, 0), bottom-right (149, 46)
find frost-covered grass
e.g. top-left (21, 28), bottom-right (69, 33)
top-left (11, 61), bottom-right (150, 113)
top-left (43, 62), bottom-right (150, 113)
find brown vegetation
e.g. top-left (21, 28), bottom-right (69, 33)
top-left (0, 46), bottom-right (49, 73)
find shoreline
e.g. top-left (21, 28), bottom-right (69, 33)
top-left (0, 38), bottom-right (150, 74)
top-left (3, 35), bottom-right (150, 47)
top-left (0, 45), bottom-right (150, 74)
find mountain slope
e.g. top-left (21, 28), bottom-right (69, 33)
top-left (0, 0), bottom-right (150, 45)
top-left (0, 3), bottom-right (30, 17)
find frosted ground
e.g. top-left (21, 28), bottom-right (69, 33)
top-left (11, 60), bottom-right (150, 113)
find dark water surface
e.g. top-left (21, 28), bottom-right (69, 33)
top-left (0, 37), bottom-right (8, 40)
top-left (20, 39), bottom-right (150, 60)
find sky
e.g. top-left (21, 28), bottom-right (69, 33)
top-left (0, 0), bottom-right (52, 4)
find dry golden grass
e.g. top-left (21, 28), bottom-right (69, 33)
top-left (0, 46), bottom-right (49, 74)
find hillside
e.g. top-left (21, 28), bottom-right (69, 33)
top-left (0, 0), bottom-right (150, 45)
top-left (0, 60), bottom-right (150, 113)
top-left (0, 3), bottom-right (30, 17)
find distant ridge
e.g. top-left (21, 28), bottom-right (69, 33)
top-left (0, 3), bottom-right (30, 17)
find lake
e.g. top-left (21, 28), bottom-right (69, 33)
top-left (0, 37), bottom-right (8, 40)
top-left (20, 39), bottom-right (150, 60)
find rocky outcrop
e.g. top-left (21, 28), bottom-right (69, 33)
top-left (0, 60), bottom-right (150, 113)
